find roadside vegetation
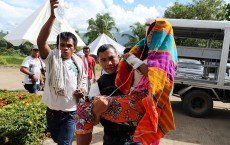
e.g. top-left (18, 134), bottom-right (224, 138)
top-left (0, 90), bottom-right (47, 145)
top-left (0, 55), bottom-right (24, 66)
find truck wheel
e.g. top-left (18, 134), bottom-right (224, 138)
top-left (182, 90), bottom-right (213, 117)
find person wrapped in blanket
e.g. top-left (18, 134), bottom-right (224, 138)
top-left (76, 18), bottom-right (178, 145)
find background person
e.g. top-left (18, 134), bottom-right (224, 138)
top-left (37, 0), bottom-right (87, 144)
top-left (20, 44), bottom-right (45, 94)
top-left (82, 46), bottom-right (96, 93)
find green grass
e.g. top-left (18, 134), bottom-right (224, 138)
top-left (0, 55), bottom-right (103, 69)
top-left (0, 55), bottom-right (24, 66)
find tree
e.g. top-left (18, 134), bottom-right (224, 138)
top-left (164, 2), bottom-right (193, 19)
top-left (164, 0), bottom-right (227, 48)
top-left (226, 3), bottom-right (230, 20)
top-left (0, 39), bottom-right (7, 48)
top-left (84, 13), bottom-right (119, 44)
top-left (122, 22), bottom-right (146, 48)
top-left (75, 30), bottom-right (80, 35)
top-left (164, 0), bottom-right (227, 20)
top-left (16, 42), bottom-right (32, 56)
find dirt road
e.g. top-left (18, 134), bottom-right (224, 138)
top-left (1, 67), bottom-right (230, 145)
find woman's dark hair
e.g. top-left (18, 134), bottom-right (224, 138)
top-left (97, 44), bottom-right (117, 56)
top-left (56, 32), bottom-right (78, 48)
top-left (123, 47), bottom-right (131, 54)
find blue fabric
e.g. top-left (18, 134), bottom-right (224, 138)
top-left (24, 84), bottom-right (40, 94)
top-left (46, 108), bottom-right (76, 145)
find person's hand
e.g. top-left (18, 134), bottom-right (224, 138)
top-left (50, 0), bottom-right (59, 17)
top-left (92, 96), bottom-right (111, 125)
top-left (32, 75), bottom-right (38, 82)
top-left (122, 53), bottom-right (144, 70)
top-left (93, 77), bottom-right (96, 83)
top-left (40, 80), bottom-right (45, 87)
top-left (121, 52), bottom-right (131, 60)
top-left (73, 88), bottom-right (86, 102)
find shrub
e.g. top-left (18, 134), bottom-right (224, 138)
top-left (0, 48), bottom-right (25, 56)
top-left (0, 55), bottom-right (24, 66)
top-left (0, 90), bottom-right (47, 145)
top-left (0, 57), bottom-right (7, 65)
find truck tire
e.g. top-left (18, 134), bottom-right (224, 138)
top-left (182, 90), bottom-right (213, 117)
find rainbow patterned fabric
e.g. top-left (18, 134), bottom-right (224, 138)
top-left (130, 18), bottom-right (178, 145)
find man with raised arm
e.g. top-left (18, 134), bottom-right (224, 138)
top-left (37, 0), bottom-right (87, 144)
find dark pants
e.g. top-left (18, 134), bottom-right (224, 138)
top-left (101, 119), bottom-right (142, 145)
top-left (24, 83), bottom-right (40, 94)
top-left (46, 107), bottom-right (76, 145)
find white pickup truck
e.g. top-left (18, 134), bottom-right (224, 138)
top-left (147, 19), bottom-right (230, 117)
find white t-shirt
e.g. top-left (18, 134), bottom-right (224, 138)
top-left (21, 56), bottom-right (42, 84)
top-left (42, 50), bottom-right (81, 111)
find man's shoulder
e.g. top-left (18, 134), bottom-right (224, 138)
top-left (88, 55), bottom-right (95, 60)
top-left (25, 55), bottom-right (32, 59)
top-left (98, 73), bottom-right (116, 81)
top-left (73, 53), bottom-right (84, 63)
top-left (22, 56), bottom-right (33, 62)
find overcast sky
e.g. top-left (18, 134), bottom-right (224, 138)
top-left (1, 0), bottom-right (230, 33)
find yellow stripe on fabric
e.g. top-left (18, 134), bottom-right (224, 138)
top-left (158, 102), bottom-right (176, 133)
top-left (154, 18), bottom-right (174, 36)
top-left (130, 45), bottom-right (143, 58)
top-left (148, 67), bottom-right (167, 100)
top-left (157, 80), bottom-right (173, 107)
top-left (148, 66), bottom-right (176, 136)
top-left (148, 49), bottom-right (171, 53)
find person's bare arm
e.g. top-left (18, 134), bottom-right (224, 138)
top-left (40, 70), bottom-right (44, 86)
top-left (136, 63), bottom-right (148, 77)
top-left (20, 66), bottom-right (38, 82)
top-left (92, 64), bottom-right (96, 83)
top-left (37, 0), bottom-right (58, 59)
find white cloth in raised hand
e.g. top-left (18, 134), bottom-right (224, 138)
top-left (54, 0), bottom-right (65, 23)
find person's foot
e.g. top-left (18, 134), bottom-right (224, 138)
top-left (92, 96), bottom-right (111, 125)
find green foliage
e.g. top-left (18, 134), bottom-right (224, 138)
top-left (164, 0), bottom-right (226, 48)
top-left (0, 31), bottom-right (37, 56)
top-left (164, 2), bottom-right (193, 19)
top-left (0, 32), bottom-right (13, 49)
top-left (226, 3), bottom-right (230, 20)
top-left (0, 90), bottom-right (47, 145)
top-left (84, 13), bottom-right (119, 44)
top-left (0, 31), bottom-right (6, 39)
top-left (0, 56), bottom-right (8, 65)
top-left (0, 39), bottom-right (7, 48)
top-left (122, 22), bottom-right (146, 47)
top-left (175, 38), bottom-right (222, 48)
top-left (164, 0), bottom-right (227, 20)
top-left (0, 55), bottom-right (24, 66)
top-left (0, 48), bottom-right (25, 56)
top-left (16, 42), bottom-right (33, 56)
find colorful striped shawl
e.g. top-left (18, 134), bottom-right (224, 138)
top-left (130, 18), bottom-right (178, 145)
